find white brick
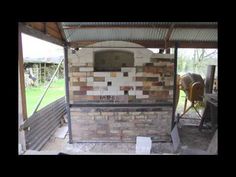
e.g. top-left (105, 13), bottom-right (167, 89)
top-left (105, 77), bottom-right (112, 82)
top-left (127, 72), bottom-right (135, 77)
top-left (71, 86), bottom-right (80, 91)
top-left (87, 82), bottom-right (94, 86)
top-left (128, 90), bottom-right (136, 95)
top-left (135, 90), bottom-right (143, 96)
top-left (87, 91), bottom-right (100, 95)
top-left (117, 91), bottom-right (125, 95)
top-left (136, 72), bottom-right (143, 77)
top-left (135, 82), bottom-right (143, 86)
top-left (151, 53), bottom-right (174, 59)
top-left (136, 95), bottom-right (149, 99)
top-left (79, 77), bottom-right (86, 82)
top-left (116, 72), bottom-right (123, 77)
top-left (108, 86), bottom-right (120, 91)
top-left (94, 72), bottom-right (110, 77)
top-left (121, 67), bottom-right (136, 73)
top-left (135, 61), bottom-right (145, 66)
top-left (87, 77), bottom-right (94, 82)
top-left (101, 91), bottom-right (117, 95)
top-left (79, 67), bottom-right (94, 72)
top-left (93, 82), bottom-right (107, 87)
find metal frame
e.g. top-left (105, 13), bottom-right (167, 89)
top-left (171, 42), bottom-right (178, 130)
top-left (64, 46), bottom-right (73, 143)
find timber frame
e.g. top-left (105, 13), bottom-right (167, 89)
top-left (18, 22), bottom-right (218, 145)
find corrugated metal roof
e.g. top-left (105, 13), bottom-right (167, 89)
top-left (64, 28), bottom-right (168, 42)
top-left (170, 28), bottom-right (217, 41)
top-left (60, 22), bottom-right (217, 45)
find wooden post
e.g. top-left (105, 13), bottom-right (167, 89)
top-left (18, 28), bottom-right (27, 152)
top-left (205, 65), bottom-right (216, 94)
top-left (64, 46), bottom-right (73, 143)
top-left (171, 42), bottom-right (178, 130)
top-left (18, 29), bottom-right (27, 120)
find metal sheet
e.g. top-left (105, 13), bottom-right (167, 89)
top-left (64, 28), bottom-right (168, 42)
top-left (170, 28), bottom-right (217, 41)
top-left (24, 97), bottom-right (66, 150)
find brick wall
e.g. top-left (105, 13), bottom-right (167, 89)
top-left (68, 41), bottom-right (174, 142)
top-left (68, 41), bottom-right (174, 104)
top-left (71, 107), bottom-right (172, 142)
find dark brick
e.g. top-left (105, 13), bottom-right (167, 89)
top-left (136, 86), bottom-right (143, 90)
top-left (136, 77), bottom-right (159, 82)
top-left (70, 66), bottom-right (80, 72)
top-left (107, 81), bottom-right (112, 86)
top-left (145, 63), bottom-right (154, 66)
top-left (147, 77), bottom-right (159, 81)
top-left (120, 86), bottom-right (134, 91)
top-left (151, 58), bottom-right (174, 63)
top-left (123, 72), bottom-right (128, 77)
top-left (152, 81), bottom-right (163, 86)
top-left (73, 91), bottom-right (86, 95)
top-left (149, 91), bottom-right (169, 97)
top-left (73, 82), bottom-right (87, 86)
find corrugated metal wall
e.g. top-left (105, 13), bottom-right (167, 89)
top-left (23, 97), bottom-right (66, 150)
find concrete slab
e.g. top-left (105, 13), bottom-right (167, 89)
top-left (54, 126), bottom-right (68, 139)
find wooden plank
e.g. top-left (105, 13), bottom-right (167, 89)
top-left (57, 22), bottom-right (67, 42)
top-left (19, 23), bottom-right (64, 47)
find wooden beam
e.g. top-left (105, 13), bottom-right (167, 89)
top-left (18, 29), bottom-right (27, 120)
top-left (165, 24), bottom-right (175, 50)
top-left (57, 22), bottom-right (67, 43)
top-left (19, 23), bottom-right (64, 47)
top-left (44, 22), bottom-right (47, 34)
top-left (62, 23), bottom-right (217, 29)
top-left (69, 40), bottom-right (217, 49)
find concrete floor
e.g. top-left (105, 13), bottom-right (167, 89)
top-left (38, 131), bottom-right (175, 154)
top-left (23, 102), bottom-right (215, 155)
top-left (23, 117), bottom-right (215, 155)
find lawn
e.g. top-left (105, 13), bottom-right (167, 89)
top-left (25, 79), bottom-right (65, 117)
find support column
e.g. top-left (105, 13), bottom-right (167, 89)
top-left (18, 27), bottom-right (27, 152)
top-left (171, 42), bottom-right (178, 130)
top-left (64, 46), bottom-right (73, 143)
top-left (18, 28), bottom-right (27, 120)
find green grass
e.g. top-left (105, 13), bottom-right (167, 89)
top-left (25, 79), bottom-right (65, 117)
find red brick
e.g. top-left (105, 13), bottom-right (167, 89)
top-left (120, 86), bottom-right (134, 91)
top-left (80, 86), bottom-right (93, 91)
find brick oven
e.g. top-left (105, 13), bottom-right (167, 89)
top-left (67, 41), bottom-right (175, 142)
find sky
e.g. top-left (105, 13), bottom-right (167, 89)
top-left (22, 33), bottom-right (217, 59)
top-left (22, 33), bottom-right (64, 58)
